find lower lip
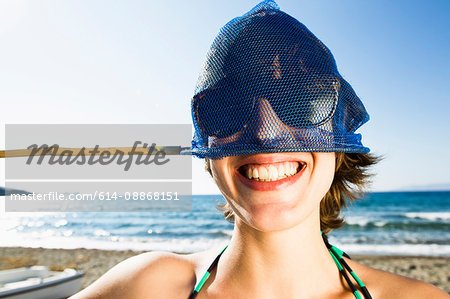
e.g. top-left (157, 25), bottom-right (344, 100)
top-left (235, 165), bottom-right (306, 191)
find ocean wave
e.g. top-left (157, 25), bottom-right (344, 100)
top-left (344, 216), bottom-right (371, 226)
top-left (404, 212), bottom-right (450, 221)
top-left (1, 231), bottom-right (449, 256)
top-left (344, 221), bottom-right (449, 230)
top-left (333, 243), bottom-right (450, 257)
top-left (0, 230), bottom-right (229, 253)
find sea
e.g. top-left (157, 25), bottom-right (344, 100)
top-left (1, 191), bottom-right (449, 256)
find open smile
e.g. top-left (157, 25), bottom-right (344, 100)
top-left (235, 155), bottom-right (307, 191)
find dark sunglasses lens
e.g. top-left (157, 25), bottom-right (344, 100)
top-left (194, 82), bottom-right (254, 139)
top-left (270, 77), bottom-right (338, 128)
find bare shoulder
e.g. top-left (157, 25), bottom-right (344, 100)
top-left (345, 258), bottom-right (449, 299)
top-left (69, 249), bottom-right (215, 299)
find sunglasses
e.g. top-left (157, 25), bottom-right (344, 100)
top-left (192, 75), bottom-right (339, 139)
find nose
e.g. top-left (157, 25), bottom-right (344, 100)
top-left (246, 97), bottom-right (294, 146)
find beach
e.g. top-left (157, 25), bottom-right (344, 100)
top-left (0, 246), bottom-right (448, 293)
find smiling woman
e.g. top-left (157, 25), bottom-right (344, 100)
top-left (70, 1), bottom-right (448, 298)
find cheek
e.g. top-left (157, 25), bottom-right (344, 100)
top-left (210, 159), bottom-right (236, 199)
top-left (211, 161), bottom-right (252, 222)
top-left (307, 154), bottom-right (335, 203)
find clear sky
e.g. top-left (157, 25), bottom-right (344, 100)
top-left (0, 0), bottom-right (449, 194)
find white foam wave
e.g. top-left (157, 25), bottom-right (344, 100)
top-left (0, 230), bottom-right (230, 253)
top-left (334, 242), bottom-right (450, 257)
top-left (374, 221), bottom-right (387, 227)
top-left (1, 229), bottom-right (449, 256)
top-left (344, 216), bottom-right (371, 226)
top-left (404, 212), bottom-right (450, 221)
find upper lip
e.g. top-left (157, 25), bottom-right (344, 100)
top-left (234, 154), bottom-right (307, 169)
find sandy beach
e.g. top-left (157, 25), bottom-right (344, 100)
top-left (0, 246), bottom-right (448, 294)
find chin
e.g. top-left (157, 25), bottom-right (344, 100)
top-left (233, 192), bottom-right (317, 232)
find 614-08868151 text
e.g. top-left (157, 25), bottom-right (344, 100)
top-left (7, 191), bottom-right (180, 201)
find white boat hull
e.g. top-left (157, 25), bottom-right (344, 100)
top-left (0, 266), bottom-right (83, 299)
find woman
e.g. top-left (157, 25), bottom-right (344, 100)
top-left (72, 1), bottom-right (448, 298)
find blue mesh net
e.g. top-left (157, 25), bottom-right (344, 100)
top-left (190, 0), bottom-right (370, 159)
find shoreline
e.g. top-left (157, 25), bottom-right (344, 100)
top-left (1, 246), bottom-right (448, 293)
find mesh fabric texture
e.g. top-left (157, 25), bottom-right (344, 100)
top-left (191, 0), bottom-right (370, 159)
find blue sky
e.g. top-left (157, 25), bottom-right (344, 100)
top-left (0, 0), bottom-right (449, 194)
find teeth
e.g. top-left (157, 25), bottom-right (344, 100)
top-left (246, 167), bottom-right (252, 179)
top-left (243, 162), bottom-right (303, 181)
top-left (268, 165), bottom-right (277, 181)
top-left (278, 164), bottom-right (285, 177)
top-left (259, 167), bottom-right (268, 181)
top-left (252, 168), bottom-right (259, 180)
top-left (290, 165), bottom-right (296, 175)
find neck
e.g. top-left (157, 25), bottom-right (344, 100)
top-left (216, 212), bottom-right (343, 298)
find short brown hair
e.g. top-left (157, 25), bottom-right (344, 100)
top-left (205, 153), bottom-right (379, 234)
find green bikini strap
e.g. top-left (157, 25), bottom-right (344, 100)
top-left (322, 232), bottom-right (372, 299)
top-left (191, 245), bottom-right (228, 297)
